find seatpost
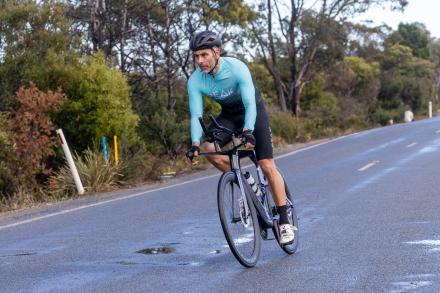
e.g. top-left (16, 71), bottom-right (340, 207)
top-left (231, 134), bottom-right (238, 147)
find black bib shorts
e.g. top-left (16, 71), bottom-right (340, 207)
top-left (205, 89), bottom-right (273, 160)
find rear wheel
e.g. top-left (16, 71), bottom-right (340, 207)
top-left (218, 172), bottom-right (261, 267)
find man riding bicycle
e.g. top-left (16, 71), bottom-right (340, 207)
top-left (186, 31), bottom-right (295, 244)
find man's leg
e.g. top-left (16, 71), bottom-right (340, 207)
top-left (258, 159), bottom-right (286, 206)
top-left (201, 141), bottom-right (230, 172)
top-left (259, 158), bottom-right (295, 244)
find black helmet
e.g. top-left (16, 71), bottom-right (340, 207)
top-left (189, 30), bottom-right (221, 51)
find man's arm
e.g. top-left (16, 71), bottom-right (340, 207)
top-left (188, 78), bottom-right (204, 145)
top-left (236, 60), bottom-right (257, 132)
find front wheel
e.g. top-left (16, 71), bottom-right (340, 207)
top-left (218, 172), bottom-right (261, 267)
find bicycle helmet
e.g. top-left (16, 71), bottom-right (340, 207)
top-left (189, 30), bottom-right (222, 51)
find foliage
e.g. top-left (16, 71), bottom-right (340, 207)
top-left (118, 142), bottom-right (156, 184)
top-left (12, 83), bottom-right (66, 174)
top-left (56, 52), bottom-right (140, 153)
top-left (378, 44), bottom-right (435, 114)
top-left (0, 1), bottom-right (77, 111)
top-left (326, 56), bottom-right (380, 116)
top-left (0, 114), bottom-right (21, 198)
top-left (269, 110), bottom-right (299, 143)
top-left (302, 76), bottom-right (341, 124)
top-left (248, 62), bottom-right (276, 104)
top-left (386, 22), bottom-right (431, 59)
top-left (1, 84), bottom-right (65, 201)
top-left (368, 101), bottom-right (403, 125)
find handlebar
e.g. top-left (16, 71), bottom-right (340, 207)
top-left (198, 115), bottom-right (243, 153)
top-left (199, 115), bottom-right (238, 137)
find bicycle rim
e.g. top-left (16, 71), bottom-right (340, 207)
top-left (218, 172), bottom-right (261, 267)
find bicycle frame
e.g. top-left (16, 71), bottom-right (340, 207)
top-left (197, 115), bottom-right (274, 229)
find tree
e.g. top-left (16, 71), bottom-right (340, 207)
top-left (386, 22), bottom-right (431, 59)
top-left (326, 56), bottom-right (380, 116)
top-left (248, 0), bottom-right (407, 115)
top-left (379, 44), bottom-right (435, 114)
top-left (0, 0), bottom-right (77, 111)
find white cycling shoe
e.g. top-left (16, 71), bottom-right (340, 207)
top-left (279, 224), bottom-right (296, 245)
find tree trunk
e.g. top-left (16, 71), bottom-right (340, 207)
top-left (120, 0), bottom-right (128, 72)
top-left (267, 0), bottom-right (288, 111)
top-left (90, 0), bottom-right (106, 52)
top-left (119, 0), bottom-right (128, 72)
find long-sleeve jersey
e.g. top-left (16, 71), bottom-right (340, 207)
top-left (187, 57), bottom-right (257, 144)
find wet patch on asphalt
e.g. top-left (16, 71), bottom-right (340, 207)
top-left (136, 246), bottom-right (176, 255)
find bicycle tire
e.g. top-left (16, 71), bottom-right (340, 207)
top-left (272, 170), bottom-right (299, 254)
top-left (217, 171), bottom-right (261, 267)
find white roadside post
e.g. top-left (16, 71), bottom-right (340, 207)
top-left (429, 101), bottom-right (433, 118)
top-left (56, 129), bottom-right (85, 195)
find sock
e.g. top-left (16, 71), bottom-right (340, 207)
top-left (277, 205), bottom-right (290, 225)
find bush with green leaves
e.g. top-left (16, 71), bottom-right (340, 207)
top-left (56, 52), bottom-right (140, 153)
top-left (269, 110), bottom-right (299, 143)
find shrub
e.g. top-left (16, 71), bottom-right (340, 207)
top-left (0, 114), bottom-right (21, 198)
top-left (12, 83), bottom-right (66, 177)
top-left (56, 52), bottom-right (140, 153)
top-left (0, 84), bottom-right (65, 201)
top-left (268, 109), bottom-right (299, 143)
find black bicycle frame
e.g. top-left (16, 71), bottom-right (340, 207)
top-left (198, 115), bottom-right (274, 228)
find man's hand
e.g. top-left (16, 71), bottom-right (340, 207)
top-left (186, 145), bottom-right (200, 165)
top-left (240, 130), bottom-right (255, 149)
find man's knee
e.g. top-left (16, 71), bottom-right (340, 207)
top-left (259, 159), bottom-right (277, 176)
top-left (201, 142), bottom-right (215, 152)
top-left (201, 142), bottom-right (221, 163)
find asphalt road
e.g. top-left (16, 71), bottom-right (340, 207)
top-left (2, 117), bottom-right (440, 292)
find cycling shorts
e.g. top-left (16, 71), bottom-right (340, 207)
top-left (204, 90), bottom-right (273, 160)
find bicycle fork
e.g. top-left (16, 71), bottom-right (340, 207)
top-left (232, 155), bottom-right (252, 228)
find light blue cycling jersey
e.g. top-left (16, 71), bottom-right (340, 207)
top-left (188, 57), bottom-right (257, 144)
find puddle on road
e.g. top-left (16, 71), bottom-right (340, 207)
top-left (136, 246), bottom-right (176, 255)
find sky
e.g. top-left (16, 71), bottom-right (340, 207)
top-left (354, 0), bottom-right (440, 38)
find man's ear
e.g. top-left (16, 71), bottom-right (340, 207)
top-left (214, 47), bottom-right (221, 56)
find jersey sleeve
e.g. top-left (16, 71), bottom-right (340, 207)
top-left (188, 76), bottom-right (204, 144)
top-left (236, 60), bottom-right (257, 132)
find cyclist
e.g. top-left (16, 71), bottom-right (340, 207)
top-left (186, 31), bottom-right (295, 244)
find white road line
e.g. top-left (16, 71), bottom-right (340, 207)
top-left (0, 174), bottom-right (219, 231)
top-left (0, 133), bottom-right (360, 231)
top-left (358, 160), bottom-right (380, 172)
top-left (406, 142), bottom-right (417, 148)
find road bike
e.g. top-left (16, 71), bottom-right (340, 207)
top-left (194, 115), bottom-right (299, 267)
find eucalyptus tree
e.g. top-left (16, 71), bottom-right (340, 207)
top-left (248, 0), bottom-right (408, 115)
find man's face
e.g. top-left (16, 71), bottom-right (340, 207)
top-left (193, 48), bottom-right (220, 73)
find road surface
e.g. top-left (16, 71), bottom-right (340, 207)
top-left (1, 117), bottom-right (440, 292)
